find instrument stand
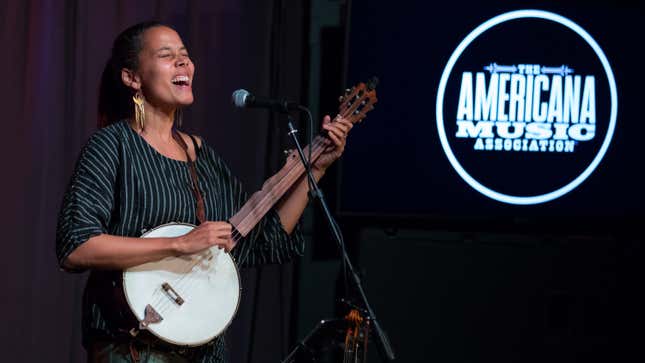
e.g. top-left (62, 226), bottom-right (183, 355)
top-left (284, 117), bottom-right (396, 361)
top-left (281, 318), bottom-right (344, 363)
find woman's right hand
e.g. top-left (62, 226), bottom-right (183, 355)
top-left (173, 221), bottom-right (235, 255)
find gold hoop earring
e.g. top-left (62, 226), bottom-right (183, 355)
top-left (132, 92), bottom-right (145, 130)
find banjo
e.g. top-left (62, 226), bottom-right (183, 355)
top-left (122, 79), bottom-right (378, 346)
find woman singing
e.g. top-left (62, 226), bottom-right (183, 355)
top-left (56, 21), bottom-right (352, 362)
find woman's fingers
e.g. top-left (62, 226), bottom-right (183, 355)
top-left (324, 126), bottom-right (345, 143)
top-left (327, 130), bottom-right (344, 150)
top-left (336, 117), bottom-right (353, 132)
top-left (323, 117), bottom-right (352, 131)
top-left (311, 115), bottom-right (353, 171)
top-left (323, 117), bottom-right (352, 144)
top-left (205, 222), bottom-right (233, 249)
top-left (177, 221), bottom-right (235, 254)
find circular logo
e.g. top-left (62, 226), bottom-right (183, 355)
top-left (436, 10), bottom-right (617, 205)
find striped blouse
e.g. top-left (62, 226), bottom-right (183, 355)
top-left (56, 121), bottom-right (304, 362)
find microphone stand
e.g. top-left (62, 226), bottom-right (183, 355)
top-left (284, 113), bottom-right (396, 361)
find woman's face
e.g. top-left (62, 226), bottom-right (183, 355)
top-left (135, 26), bottom-right (195, 110)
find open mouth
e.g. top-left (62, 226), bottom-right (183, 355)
top-left (171, 75), bottom-right (191, 87)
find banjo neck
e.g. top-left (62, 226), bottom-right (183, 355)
top-left (228, 133), bottom-right (329, 238)
top-left (229, 78), bottom-right (378, 240)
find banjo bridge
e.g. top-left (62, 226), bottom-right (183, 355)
top-left (162, 282), bottom-right (185, 305)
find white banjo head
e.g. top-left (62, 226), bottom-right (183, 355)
top-left (122, 223), bottom-right (241, 346)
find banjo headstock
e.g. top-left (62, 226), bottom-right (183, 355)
top-left (337, 77), bottom-right (378, 124)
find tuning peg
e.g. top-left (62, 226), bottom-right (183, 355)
top-left (283, 149), bottom-right (296, 158)
top-left (339, 95), bottom-right (345, 102)
top-left (367, 77), bottom-right (379, 90)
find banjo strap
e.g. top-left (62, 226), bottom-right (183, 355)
top-left (172, 130), bottom-right (206, 224)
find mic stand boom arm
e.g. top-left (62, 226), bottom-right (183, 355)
top-left (286, 115), bottom-right (396, 361)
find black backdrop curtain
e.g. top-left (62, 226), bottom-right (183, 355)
top-left (0, 1), bottom-right (308, 361)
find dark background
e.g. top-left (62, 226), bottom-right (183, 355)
top-left (307, 1), bottom-right (645, 363)
top-left (340, 0), bottom-right (645, 227)
top-left (1, 1), bottom-right (644, 362)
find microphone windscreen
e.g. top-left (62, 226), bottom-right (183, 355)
top-left (231, 89), bottom-right (250, 108)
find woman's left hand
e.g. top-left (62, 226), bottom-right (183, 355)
top-left (313, 115), bottom-right (353, 173)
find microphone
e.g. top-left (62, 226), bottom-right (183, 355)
top-left (231, 89), bottom-right (300, 113)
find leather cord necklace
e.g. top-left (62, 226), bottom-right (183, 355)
top-left (172, 130), bottom-right (206, 224)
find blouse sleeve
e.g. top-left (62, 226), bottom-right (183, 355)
top-left (55, 131), bottom-right (119, 272)
top-left (206, 148), bottom-right (305, 268)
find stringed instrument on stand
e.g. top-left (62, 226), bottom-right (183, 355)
top-left (343, 309), bottom-right (370, 363)
top-left (122, 78), bottom-right (379, 346)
